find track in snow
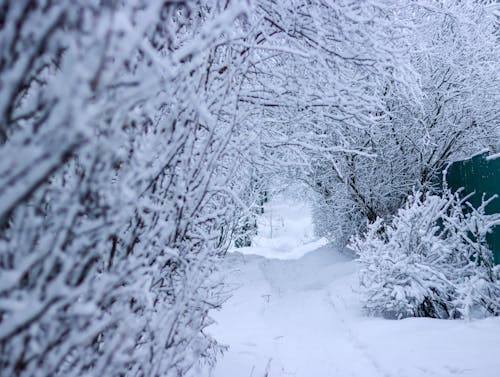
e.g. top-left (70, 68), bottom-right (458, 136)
top-left (207, 196), bottom-right (500, 377)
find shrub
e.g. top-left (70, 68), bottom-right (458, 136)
top-left (351, 191), bottom-right (500, 319)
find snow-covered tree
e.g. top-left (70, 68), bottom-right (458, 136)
top-left (310, 0), bottom-right (500, 246)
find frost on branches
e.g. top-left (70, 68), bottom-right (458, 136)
top-left (310, 1), bottom-right (500, 247)
top-left (0, 0), bottom-right (499, 375)
top-left (0, 1), bottom-right (249, 376)
top-left (352, 191), bottom-right (500, 320)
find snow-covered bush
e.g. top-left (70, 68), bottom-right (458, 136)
top-left (351, 191), bottom-right (500, 319)
top-left (0, 1), bottom-right (248, 376)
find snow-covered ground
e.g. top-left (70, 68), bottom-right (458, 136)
top-left (208, 194), bottom-right (500, 377)
top-left (234, 196), bottom-right (329, 260)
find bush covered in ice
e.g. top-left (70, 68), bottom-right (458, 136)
top-left (351, 191), bottom-right (500, 319)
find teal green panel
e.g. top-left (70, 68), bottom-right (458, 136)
top-left (445, 152), bottom-right (500, 264)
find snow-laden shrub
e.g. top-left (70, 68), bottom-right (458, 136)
top-left (351, 191), bottom-right (500, 319)
top-left (0, 2), bottom-right (247, 376)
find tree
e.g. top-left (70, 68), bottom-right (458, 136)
top-left (310, 0), bottom-right (500, 246)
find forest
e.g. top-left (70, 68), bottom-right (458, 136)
top-left (0, 1), bottom-right (499, 376)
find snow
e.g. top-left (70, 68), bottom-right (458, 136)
top-left (208, 195), bottom-right (500, 377)
top-left (486, 152), bottom-right (500, 161)
top-left (232, 195), bottom-right (328, 260)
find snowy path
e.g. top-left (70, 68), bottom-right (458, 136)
top-left (208, 196), bottom-right (500, 377)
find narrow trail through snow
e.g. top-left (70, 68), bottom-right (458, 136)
top-left (208, 195), bottom-right (500, 377)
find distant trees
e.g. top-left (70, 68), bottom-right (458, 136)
top-left (223, 0), bottom-right (412, 245)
